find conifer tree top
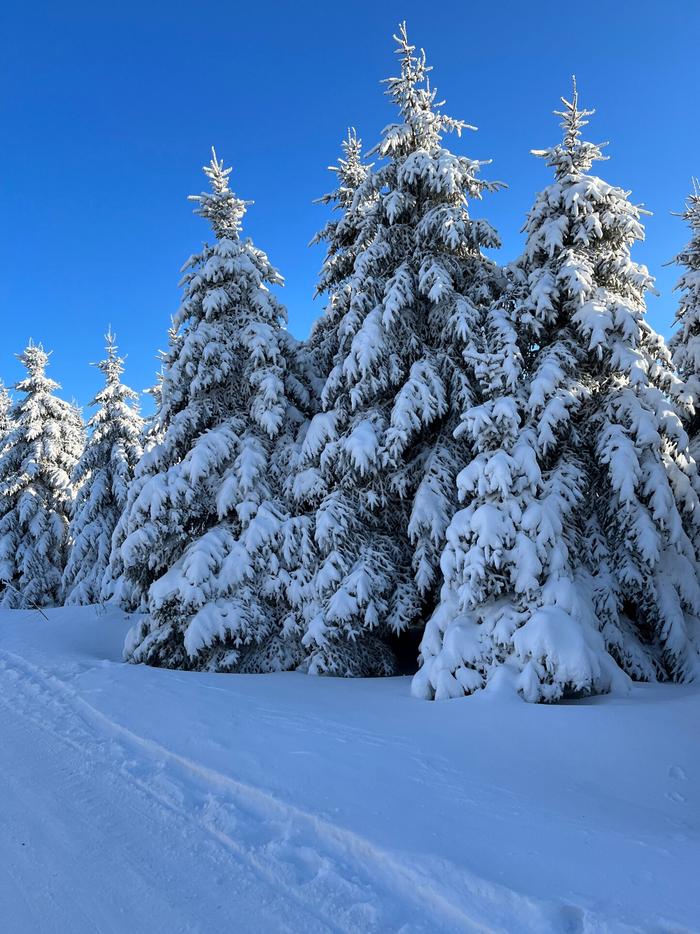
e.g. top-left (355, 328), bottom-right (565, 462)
top-left (188, 149), bottom-right (251, 241)
top-left (674, 178), bottom-right (700, 255)
top-left (377, 22), bottom-right (475, 156)
top-left (311, 127), bottom-right (371, 234)
top-left (16, 341), bottom-right (60, 393)
top-left (90, 329), bottom-right (140, 410)
top-left (316, 128), bottom-right (369, 209)
top-left (532, 78), bottom-right (608, 177)
top-left (18, 341), bottom-right (50, 377)
top-left (95, 328), bottom-right (126, 386)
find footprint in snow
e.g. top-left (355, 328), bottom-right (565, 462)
top-left (666, 790), bottom-right (687, 804)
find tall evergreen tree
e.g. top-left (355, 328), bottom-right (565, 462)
top-left (283, 128), bottom-right (381, 674)
top-left (63, 331), bottom-right (144, 605)
top-left (293, 25), bottom-right (502, 676)
top-left (670, 178), bottom-right (700, 458)
top-left (414, 82), bottom-right (700, 702)
top-left (101, 351), bottom-right (171, 607)
top-left (116, 151), bottom-right (305, 671)
top-left (0, 343), bottom-right (84, 607)
top-left (305, 128), bottom-right (374, 394)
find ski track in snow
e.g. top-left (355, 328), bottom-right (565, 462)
top-left (0, 646), bottom-right (606, 934)
top-left (2, 612), bottom-right (698, 934)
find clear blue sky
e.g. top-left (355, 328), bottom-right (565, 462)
top-left (2, 0), bottom-right (698, 411)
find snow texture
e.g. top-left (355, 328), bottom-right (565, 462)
top-left (1, 604), bottom-right (699, 933)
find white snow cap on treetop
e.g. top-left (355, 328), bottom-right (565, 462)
top-left (18, 340), bottom-right (52, 377)
top-left (382, 22), bottom-right (476, 140)
top-left (188, 148), bottom-right (252, 240)
top-left (532, 77), bottom-right (609, 176)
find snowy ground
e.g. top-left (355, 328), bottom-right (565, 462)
top-left (0, 608), bottom-right (698, 933)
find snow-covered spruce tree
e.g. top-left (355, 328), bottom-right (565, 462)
top-left (100, 368), bottom-right (162, 609)
top-left (0, 343), bottom-right (84, 608)
top-left (304, 128), bottom-right (374, 393)
top-left (670, 179), bottom-right (700, 458)
top-left (279, 128), bottom-right (379, 675)
top-left (62, 331), bottom-right (144, 605)
top-left (100, 336), bottom-right (176, 607)
top-left (117, 151), bottom-right (305, 671)
top-left (413, 82), bottom-right (700, 702)
top-left (293, 25), bottom-right (502, 676)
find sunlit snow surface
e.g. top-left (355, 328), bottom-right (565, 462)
top-left (1, 606), bottom-right (698, 932)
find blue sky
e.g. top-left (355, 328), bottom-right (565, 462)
top-left (2, 0), bottom-right (699, 411)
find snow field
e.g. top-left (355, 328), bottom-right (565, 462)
top-left (1, 606), bottom-right (699, 932)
